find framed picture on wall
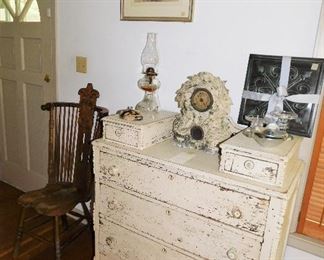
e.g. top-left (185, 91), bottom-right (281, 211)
top-left (120, 0), bottom-right (194, 22)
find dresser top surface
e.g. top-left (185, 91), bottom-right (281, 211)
top-left (94, 138), bottom-right (303, 195)
top-left (102, 111), bottom-right (177, 126)
top-left (220, 132), bottom-right (302, 159)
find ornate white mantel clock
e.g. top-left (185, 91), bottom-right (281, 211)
top-left (173, 72), bottom-right (238, 152)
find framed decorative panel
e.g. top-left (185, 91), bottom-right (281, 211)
top-left (238, 54), bottom-right (324, 137)
top-left (121, 0), bottom-right (194, 22)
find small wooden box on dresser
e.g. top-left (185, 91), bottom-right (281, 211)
top-left (93, 112), bottom-right (303, 260)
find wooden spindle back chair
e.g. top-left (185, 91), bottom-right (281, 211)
top-left (13, 83), bottom-right (108, 259)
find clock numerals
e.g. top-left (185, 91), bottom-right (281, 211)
top-left (190, 88), bottom-right (213, 112)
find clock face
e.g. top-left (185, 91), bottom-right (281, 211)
top-left (190, 88), bottom-right (213, 112)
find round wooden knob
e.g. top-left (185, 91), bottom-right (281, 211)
top-left (106, 237), bottom-right (114, 247)
top-left (231, 207), bottom-right (242, 219)
top-left (108, 165), bottom-right (117, 176)
top-left (108, 201), bottom-right (116, 210)
top-left (114, 128), bottom-right (123, 137)
top-left (226, 248), bottom-right (237, 260)
top-left (244, 160), bottom-right (254, 170)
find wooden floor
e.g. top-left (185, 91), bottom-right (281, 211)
top-left (0, 181), bottom-right (93, 260)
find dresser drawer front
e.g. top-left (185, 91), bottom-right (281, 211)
top-left (99, 151), bottom-right (269, 236)
top-left (105, 122), bottom-right (140, 148)
top-left (99, 185), bottom-right (262, 260)
top-left (103, 112), bottom-right (176, 150)
top-left (98, 219), bottom-right (197, 260)
top-left (222, 152), bottom-right (279, 184)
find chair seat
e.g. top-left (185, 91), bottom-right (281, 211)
top-left (18, 183), bottom-right (81, 216)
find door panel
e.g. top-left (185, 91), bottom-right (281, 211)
top-left (0, 0), bottom-right (55, 191)
top-left (0, 37), bottom-right (15, 69)
top-left (22, 37), bottom-right (42, 72)
top-left (2, 79), bottom-right (20, 165)
top-left (26, 83), bottom-right (47, 174)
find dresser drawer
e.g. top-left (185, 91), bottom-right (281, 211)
top-left (98, 151), bottom-right (270, 236)
top-left (222, 152), bottom-right (279, 183)
top-left (98, 218), bottom-right (197, 260)
top-left (219, 132), bottom-right (302, 188)
top-left (99, 185), bottom-right (262, 260)
top-left (104, 122), bottom-right (140, 148)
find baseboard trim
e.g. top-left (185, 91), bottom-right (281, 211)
top-left (288, 233), bottom-right (324, 258)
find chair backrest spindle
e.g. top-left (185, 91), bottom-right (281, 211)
top-left (41, 84), bottom-right (108, 201)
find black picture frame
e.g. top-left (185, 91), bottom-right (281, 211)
top-left (238, 54), bottom-right (324, 137)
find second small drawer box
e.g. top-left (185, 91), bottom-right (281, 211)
top-left (219, 132), bottom-right (302, 188)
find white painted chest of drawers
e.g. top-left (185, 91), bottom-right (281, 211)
top-left (93, 116), bottom-right (303, 260)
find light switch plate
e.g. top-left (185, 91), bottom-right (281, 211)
top-left (76, 56), bottom-right (87, 73)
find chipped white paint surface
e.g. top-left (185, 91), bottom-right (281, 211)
top-left (99, 184), bottom-right (263, 260)
top-left (103, 111), bottom-right (177, 150)
top-left (220, 132), bottom-right (301, 188)
top-left (93, 116), bottom-right (303, 260)
top-left (98, 218), bottom-right (196, 260)
top-left (98, 149), bottom-right (269, 236)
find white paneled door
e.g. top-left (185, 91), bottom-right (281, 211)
top-left (0, 0), bottom-right (55, 191)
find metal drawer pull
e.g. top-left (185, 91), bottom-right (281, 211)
top-left (231, 207), bottom-right (242, 219)
top-left (226, 248), bottom-right (237, 260)
top-left (106, 237), bottom-right (114, 247)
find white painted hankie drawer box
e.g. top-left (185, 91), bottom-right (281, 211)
top-left (102, 111), bottom-right (177, 150)
top-left (219, 132), bottom-right (301, 188)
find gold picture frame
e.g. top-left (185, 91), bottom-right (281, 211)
top-left (121, 0), bottom-right (194, 22)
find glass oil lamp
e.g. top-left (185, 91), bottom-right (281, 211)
top-left (135, 33), bottom-right (161, 112)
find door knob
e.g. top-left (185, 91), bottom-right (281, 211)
top-left (44, 74), bottom-right (50, 83)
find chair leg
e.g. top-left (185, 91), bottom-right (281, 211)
top-left (61, 214), bottom-right (69, 231)
top-left (54, 216), bottom-right (61, 260)
top-left (81, 201), bottom-right (95, 256)
top-left (13, 207), bottom-right (26, 258)
top-left (81, 202), bottom-right (93, 227)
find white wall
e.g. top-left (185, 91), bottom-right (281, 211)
top-left (56, 0), bottom-right (322, 117)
